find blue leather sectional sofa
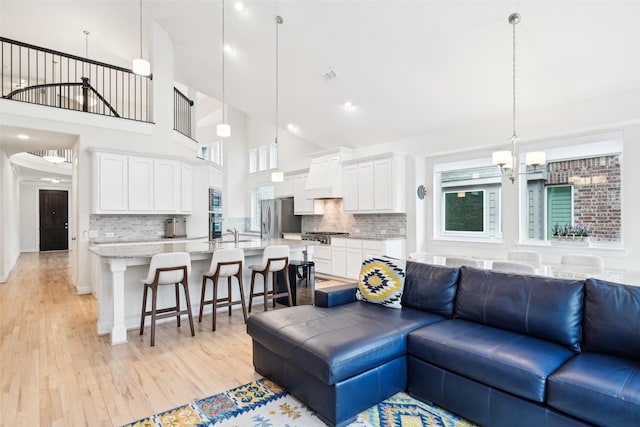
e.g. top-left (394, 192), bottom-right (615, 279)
top-left (246, 262), bottom-right (640, 426)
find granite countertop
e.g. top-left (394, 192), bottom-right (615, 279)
top-left (89, 238), bottom-right (315, 259)
top-left (347, 234), bottom-right (406, 240)
top-left (91, 235), bottom-right (209, 245)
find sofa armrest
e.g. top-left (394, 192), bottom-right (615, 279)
top-left (314, 282), bottom-right (358, 307)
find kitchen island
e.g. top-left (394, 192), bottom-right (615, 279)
top-left (90, 238), bottom-right (315, 345)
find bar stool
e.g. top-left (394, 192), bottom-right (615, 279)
top-left (248, 245), bottom-right (291, 312)
top-left (139, 252), bottom-right (195, 347)
top-left (198, 248), bottom-right (248, 331)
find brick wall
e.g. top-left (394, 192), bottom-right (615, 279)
top-left (546, 155), bottom-right (621, 242)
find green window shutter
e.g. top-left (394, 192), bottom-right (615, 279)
top-left (547, 185), bottom-right (572, 239)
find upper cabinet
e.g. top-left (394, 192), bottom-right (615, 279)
top-left (274, 175), bottom-right (294, 198)
top-left (92, 151), bottom-right (197, 215)
top-left (128, 156), bottom-right (154, 212)
top-left (94, 152), bottom-right (128, 212)
top-left (342, 153), bottom-right (407, 214)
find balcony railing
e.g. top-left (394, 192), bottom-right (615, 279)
top-left (174, 87), bottom-right (194, 139)
top-left (1, 37), bottom-right (152, 122)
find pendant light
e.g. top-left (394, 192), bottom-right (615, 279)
top-left (216, 0), bottom-right (231, 137)
top-left (132, 0), bottom-right (151, 76)
top-left (492, 13), bottom-right (546, 183)
top-left (271, 15), bottom-right (284, 183)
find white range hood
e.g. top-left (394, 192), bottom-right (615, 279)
top-left (304, 148), bottom-right (353, 199)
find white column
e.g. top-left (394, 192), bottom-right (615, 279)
top-left (109, 259), bottom-right (128, 345)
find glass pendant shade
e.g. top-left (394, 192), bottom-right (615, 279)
top-left (216, 123), bottom-right (231, 138)
top-left (492, 150), bottom-right (513, 169)
top-left (132, 58), bottom-right (151, 76)
top-left (526, 151), bottom-right (546, 168)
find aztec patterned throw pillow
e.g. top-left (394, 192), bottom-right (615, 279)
top-left (356, 256), bottom-right (406, 309)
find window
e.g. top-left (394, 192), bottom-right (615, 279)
top-left (258, 146), bottom-right (268, 171)
top-left (211, 141), bottom-right (223, 166)
top-left (250, 185), bottom-right (275, 232)
top-left (249, 148), bottom-right (257, 173)
top-left (444, 190), bottom-right (485, 232)
top-left (522, 136), bottom-right (622, 244)
top-left (436, 162), bottom-right (502, 240)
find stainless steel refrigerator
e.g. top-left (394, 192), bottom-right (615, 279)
top-left (261, 197), bottom-right (301, 239)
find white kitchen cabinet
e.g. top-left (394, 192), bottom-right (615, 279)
top-left (293, 173), bottom-right (324, 215)
top-left (357, 162), bottom-right (374, 211)
top-left (154, 159), bottom-right (181, 212)
top-left (331, 246), bottom-right (347, 278)
top-left (181, 163), bottom-right (193, 213)
top-left (93, 152), bottom-right (128, 213)
top-left (346, 239), bottom-right (364, 280)
top-left (312, 244), bottom-right (332, 275)
top-left (128, 156), bottom-right (154, 212)
top-left (342, 153), bottom-right (407, 214)
top-left (342, 164), bottom-right (358, 212)
top-left (209, 165), bottom-right (223, 189)
top-left (93, 150), bottom-right (198, 215)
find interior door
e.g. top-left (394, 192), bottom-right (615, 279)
top-left (39, 190), bottom-right (69, 251)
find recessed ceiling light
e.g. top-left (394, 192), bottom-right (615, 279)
top-left (234, 2), bottom-right (245, 12)
top-left (17, 134), bottom-right (29, 140)
top-left (50, 179), bottom-right (61, 184)
top-left (224, 44), bottom-right (237, 55)
top-left (343, 101), bottom-right (357, 111)
top-left (287, 124), bottom-right (299, 132)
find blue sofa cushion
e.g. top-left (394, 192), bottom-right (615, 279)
top-left (401, 261), bottom-right (459, 317)
top-left (247, 303), bottom-right (444, 385)
top-left (454, 266), bottom-right (584, 351)
top-left (547, 353), bottom-right (640, 426)
top-left (583, 278), bottom-right (640, 360)
top-left (408, 319), bottom-right (575, 402)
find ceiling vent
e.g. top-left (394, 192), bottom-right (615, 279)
top-left (320, 68), bottom-right (337, 82)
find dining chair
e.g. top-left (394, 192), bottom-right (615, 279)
top-left (248, 245), bottom-right (291, 312)
top-left (199, 248), bottom-right (247, 331)
top-left (492, 261), bottom-right (537, 275)
top-left (445, 256), bottom-right (482, 268)
top-left (408, 251), bottom-right (432, 263)
top-left (139, 252), bottom-right (195, 347)
top-left (560, 254), bottom-right (604, 272)
top-left (507, 250), bottom-right (542, 267)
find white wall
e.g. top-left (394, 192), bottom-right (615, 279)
top-left (0, 149), bottom-right (21, 282)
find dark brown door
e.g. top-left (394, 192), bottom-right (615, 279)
top-left (39, 190), bottom-right (69, 251)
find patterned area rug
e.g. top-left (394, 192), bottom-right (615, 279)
top-left (123, 378), bottom-right (476, 427)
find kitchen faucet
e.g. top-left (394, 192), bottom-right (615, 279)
top-left (226, 227), bottom-right (239, 244)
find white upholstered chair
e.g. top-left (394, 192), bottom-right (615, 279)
top-left (409, 252), bottom-right (432, 263)
top-left (492, 261), bottom-right (537, 275)
top-left (507, 250), bottom-right (542, 267)
top-left (248, 245), bottom-right (291, 312)
top-left (445, 257), bottom-right (482, 268)
top-left (199, 248), bottom-right (247, 331)
top-left (560, 254), bottom-right (604, 273)
top-left (139, 252), bottom-right (195, 347)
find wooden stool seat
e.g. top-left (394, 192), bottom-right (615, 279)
top-left (248, 245), bottom-right (291, 312)
top-left (199, 248), bottom-right (248, 331)
top-left (139, 252), bottom-right (195, 347)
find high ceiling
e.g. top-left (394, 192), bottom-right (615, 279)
top-left (1, 0), bottom-right (640, 150)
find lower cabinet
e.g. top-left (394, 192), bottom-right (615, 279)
top-left (331, 238), bottom-right (406, 280)
top-left (312, 245), bottom-right (332, 275)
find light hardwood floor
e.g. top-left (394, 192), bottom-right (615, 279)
top-left (0, 252), bottom-right (264, 426)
